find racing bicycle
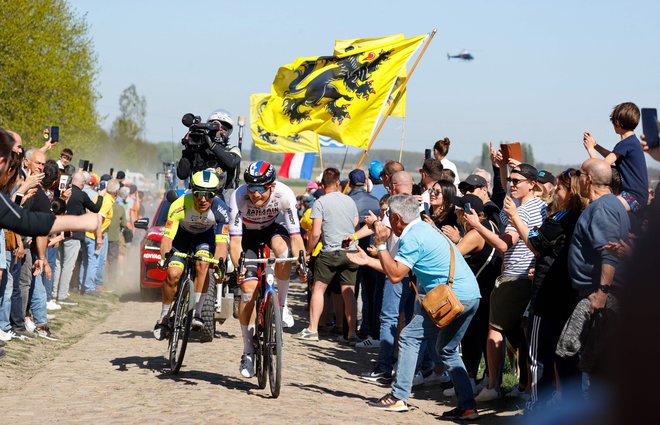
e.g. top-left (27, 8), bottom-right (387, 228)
top-left (162, 250), bottom-right (220, 374)
top-left (238, 244), bottom-right (306, 398)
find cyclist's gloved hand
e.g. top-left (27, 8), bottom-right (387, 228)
top-left (212, 264), bottom-right (223, 281)
top-left (158, 259), bottom-right (166, 270)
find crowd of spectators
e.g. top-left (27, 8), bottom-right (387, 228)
top-left (291, 101), bottom-right (659, 420)
top-left (0, 128), bottom-right (142, 352)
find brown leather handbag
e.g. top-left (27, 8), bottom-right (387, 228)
top-left (5, 229), bottom-right (18, 252)
top-left (411, 232), bottom-right (464, 328)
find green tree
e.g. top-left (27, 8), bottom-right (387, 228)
top-left (111, 84), bottom-right (146, 141)
top-left (480, 142), bottom-right (490, 168)
top-left (0, 0), bottom-right (99, 152)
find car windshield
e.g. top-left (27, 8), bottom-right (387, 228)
top-left (154, 199), bottom-right (173, 226)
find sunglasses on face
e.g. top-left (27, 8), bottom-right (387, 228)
top-left (247, 184), bottom-right (271, 194)
top-left (507, 178), bottom-right (528, 186)
top-left (575, 170), bottom-right (588, 177)
top-left (193, 190), bottom-right (214, 200)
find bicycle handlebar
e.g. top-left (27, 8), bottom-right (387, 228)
top-left (237, 250), bottom-right (307, 275)
top-left (162, 250), bottom-right (221, 268)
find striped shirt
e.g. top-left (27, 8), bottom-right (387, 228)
top-left (500, 197), bottom-right (547, 277)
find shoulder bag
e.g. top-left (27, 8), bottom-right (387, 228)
top-left (411, 232), bottom-right (464, 328)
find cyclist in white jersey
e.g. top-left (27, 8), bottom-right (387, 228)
top-left (229, 161), bottom-right (305, 378)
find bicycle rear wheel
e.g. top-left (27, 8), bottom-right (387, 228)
top-left (265, 294), bottom-right (283, 398)
top-left (169, 278), bottom-right (194, 374)
top-left (254, 294), bottom-right (268, 389)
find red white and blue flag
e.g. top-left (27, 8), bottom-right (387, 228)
top-left (278, 152), bottom-right (316, 180)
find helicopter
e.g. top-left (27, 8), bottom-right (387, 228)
top-left (447, 50), bottom-right (474, 61)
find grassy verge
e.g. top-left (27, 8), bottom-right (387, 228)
top-left (0, 292), bottom-right (119, 392)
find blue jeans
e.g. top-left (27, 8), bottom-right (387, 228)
top-left (10, 254), bottom-right (24, 329)
top-left (29, 273), bottom-right (48, 326)
top-left (81, 237), bottom-right (100, 294)
top-left (0, 251), bottom-right (12, 331)
top-left (42, 246), bottom-right (57, 301)
top-left (437, 298), bottom-right (480, 410)
top-left (94, 233), bottom-right (109, 288)
top-left (376, 277), bottom-right (414, 373)
top-left (392, 297), bottom-right (479, 408)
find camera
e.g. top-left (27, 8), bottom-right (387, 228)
top-left (181, 113), bottom-right (221, 148)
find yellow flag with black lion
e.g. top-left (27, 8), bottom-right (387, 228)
top-left (257, 34), bottom-right (426, 150)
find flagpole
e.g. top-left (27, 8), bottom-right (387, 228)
top-left (340, 145), bottom-right (349, 174)
top-left (316, 134), bottom-right (325, 171)
top-left (348, 29), bottom-right (437, 189)
top-left (398, 117), bottom-right (405, 162)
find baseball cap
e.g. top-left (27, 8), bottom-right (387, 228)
top-left (510, 163), bottom-right (539, 182)
top-left (307, 182), bottom-right (318, 190)
top-left (452, 194), bottom-right (484, 215)
top-left (369, 160), bottom-right (384, 179)
top-left (537, 170), bottom-right (556, 185)
top-left (100, 174), bottom-right (112, 182)
top-left (116, 170), bottom-right (126, 179)
top-left (349, 169), bottom-right (366, 186)
top-left (458, 174), bottom-right (488, 192)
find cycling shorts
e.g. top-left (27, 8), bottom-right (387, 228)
top-left (240, 222), bottom-right (290, 278)
top-left (170, 228), bottom-right (214, 269)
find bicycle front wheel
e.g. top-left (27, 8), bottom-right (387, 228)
top-left (265, 294), bottom-right (283, 398)
top-left (169, 278), bottom-right (194, 374)
top-left (255, 295), bottom-right (267, 389)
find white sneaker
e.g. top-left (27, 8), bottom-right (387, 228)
top-left (355, 337), bottom-right (380, 349)
top-left (47, 314), bottom-right (57, 320)
top-left (282, 306), bottom-right (294, 328)
top-left (412, 370), bottom-right (425, 387)
top-left (25, 317), bottom-right (36, 333)
top-left (423, 370), bottom-right (452, 386)
top-left (46, 300), bottom-right (62, 311)
top-left (240, 353), bottom-right (254, 378)
top-left (443, 378), bottom-right (477, 397)
top-left (475, 386), bottom-right (500, 402)
top-left (506, 386), bottom-right (530, 400)
top-left (475, 377), bottom-right (489, 393)
top-left (0, 329), bottom-right (13, 341)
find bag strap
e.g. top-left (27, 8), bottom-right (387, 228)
top-left (474, 221), bottom-right (496, 278)
top-left (411, 226), bottom-right (457, 304)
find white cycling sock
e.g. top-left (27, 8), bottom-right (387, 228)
top-left (160, 304), bottom-right (170, 319)
top-left (241, 324), bottom-right (255, 354)
top-left (195, 293), bottom-right (206, 318)
top-left (194, 292), bottom-right (201, 305)
top-left (276, 277), bottom-right (289, 308)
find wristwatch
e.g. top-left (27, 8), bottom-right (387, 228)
top-left (598, 284), bottom-right (611, 293)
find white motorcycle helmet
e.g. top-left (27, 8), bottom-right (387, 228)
top-left (207, 109), bottom-right (234, 138)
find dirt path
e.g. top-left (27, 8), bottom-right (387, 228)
top-left (0, 283), bottom-right (519, 424)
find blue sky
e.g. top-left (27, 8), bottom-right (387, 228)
top-left (70, 0), bottom-right (660, 165)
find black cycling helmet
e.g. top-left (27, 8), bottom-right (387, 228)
top-left (244, 161), bottom-right (276, 186)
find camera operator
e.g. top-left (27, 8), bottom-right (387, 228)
top-left (177, 109), bottom-right (241, 190)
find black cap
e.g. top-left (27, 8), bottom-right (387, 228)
top-left (510, 163), bottom-right (538, 182)
top-left (458, 174), bottom-right (488, 192)
top-left (452, 194), bottom-right (484, 214)
top-left (348, 169), bottom-right (366, 186)
top-left (100, 174), bottom-right (112, 182)
top-left (537, 170), bottom-right (556, 185)
top-left (116, 170), bottom-right (126, 179)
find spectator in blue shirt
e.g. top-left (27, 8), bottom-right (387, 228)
top-left (348, 194), bottom-right (481, 421)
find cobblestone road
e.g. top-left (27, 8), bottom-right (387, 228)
top-left (0, 284), bottom-right (518, 424)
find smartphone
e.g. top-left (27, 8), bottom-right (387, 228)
top-left (50, 126), bottom-right (59, 143)
top-left (42, 126), bottom-right (51, 142)
top-left (14, 192), bottom-right (24, 205)
top-left (83, 160), bottom-right (89, 172)
top-left (341, 239), bottom-right (351, 249)
top-left (88, 162), bottom-right (93, 172)
top-left (58, 175), bottom-right (69, 191)
top-left (63, 231), bottom-right (72, 238)
top-left (464, 202), bottom-right (472, 214)
top-left (79, 159), bottom-right (85, 170)
top-left (424, 148), bottom-right (432, 160)
top-left (642, 108), bottom-right (659, 149)
top-left (109, 168), bottom-right (114, 176)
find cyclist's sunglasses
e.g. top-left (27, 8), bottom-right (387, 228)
top-left (247, 184), bottom-right (271, 193)
top-left (193, 190), bottom-right (214, 200)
